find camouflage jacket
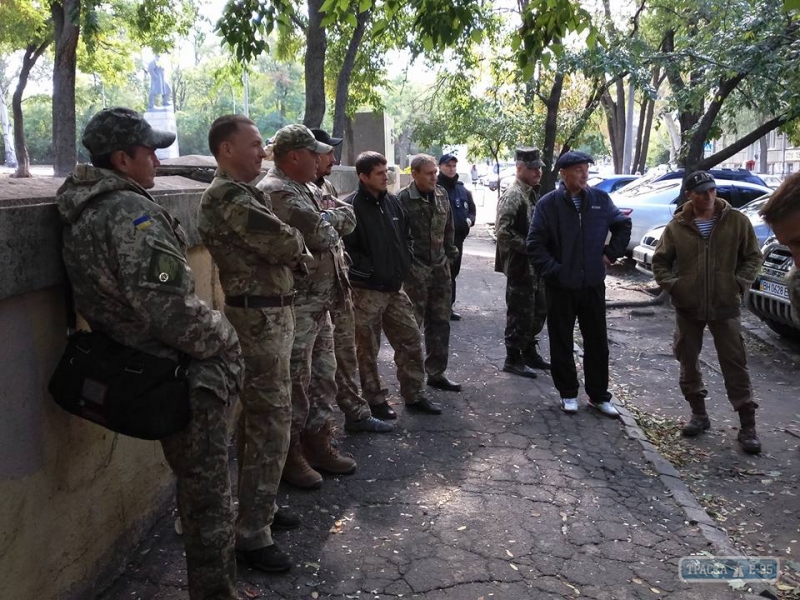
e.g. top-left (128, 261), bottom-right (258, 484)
top-left (198, 169), bottom-right (305, 298)
top-left (495, 178), bottom-right (540, 280)
top-left (56, 165), bottom-right (243, 398)
top-left (257, 166), bottom-right (355, 310)
top-left (397, 181), bottom-right (457, 270)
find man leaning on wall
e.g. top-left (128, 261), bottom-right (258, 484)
top-left (56, 107), bottom-right (244, 600)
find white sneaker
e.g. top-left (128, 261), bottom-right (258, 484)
top-left (560, 397), bottom-right (578, 414)
top-left (588, 399), bottom-right (620, 418)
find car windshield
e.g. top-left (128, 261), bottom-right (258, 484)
top-left (613, 179), bottom-right (679, 202)
top-left (739, 195), bottom-right (771, 216)
top-left (588, 176), bottom-right (604, 187)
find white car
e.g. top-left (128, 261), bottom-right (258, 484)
top-left (612, 178), bottom-right (772, 253)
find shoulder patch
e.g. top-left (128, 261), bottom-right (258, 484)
top-left (146, 249), bottom-right (185, 288)
top-left (133, 214), bottom-right (152, 231)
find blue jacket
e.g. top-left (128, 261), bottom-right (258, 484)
top-left (437, 173), bottom-right (476, 241)
top-left (526, 183), bottom-right (631, 290)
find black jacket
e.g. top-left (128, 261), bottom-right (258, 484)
top-left (526, 183), bottom-right (631, 290)
top-left (437, 173), bottom-right (476, 241)
top-left (343, 183), bottom-right (412, 292)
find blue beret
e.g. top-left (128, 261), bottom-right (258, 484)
top-left (555, 150), bottom-right (594, 170)
top-left (439, 153), bottom-right (458, 165)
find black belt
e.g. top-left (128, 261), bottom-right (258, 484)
top-left (225, 293), bottom-right (295, 308)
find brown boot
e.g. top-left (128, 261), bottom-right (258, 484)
top-left (682, 397), bottom-right (710, 437)
top-left (281, 434), bottom-right (323, 489)
top-left (737, 403), bottom-right (762, 455)
top-left (303, 423), bottom-right (357, 475)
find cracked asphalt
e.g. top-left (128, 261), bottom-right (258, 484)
top-left (98, 232), bottom-right (748, 600)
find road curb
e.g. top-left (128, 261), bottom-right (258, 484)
top-left (614, 402), bottom-right (777, 599)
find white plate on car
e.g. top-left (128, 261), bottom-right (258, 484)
top-left (759, 280), bottom-right (789, 299)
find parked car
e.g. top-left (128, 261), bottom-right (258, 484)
top-left (755, 173), bottom-right (784, 189)
top-left (746, 238), bottom-right (800, 340)
top-left (588, 174), bottom-right (640, 194)
top-left (483, 167), bottom-right (516, 191)
top-left (632, 193), bottom-right (775, 277)
top-left (613, 178), bottom-right (772, 252)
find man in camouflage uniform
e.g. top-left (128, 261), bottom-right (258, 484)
top-left (398, 154), bottom-right (462, 393)
top-left (760, 172), bottom-right (800, 318)
top-left (257, 124), bottom-right (359, 490)
top-left (57, 107), bottom-right (244, 600)
top-left (344, 151), bottom-right (443, 417)
top-left (495, 147), bottom-right (551, 378)
top-left (198, 115), bottom-right (305, 573)
top-left (310, 128), bottom-right (393, 433)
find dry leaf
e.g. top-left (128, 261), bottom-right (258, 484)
top-left (510, 563), bottom-right (518, 571)
top-left (457, 525), bottom-right (467, 531)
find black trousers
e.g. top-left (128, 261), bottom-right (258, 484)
top-left (450, 235), bottom-right (466, 305)
top-left (545, 283), bottom-right (611, 402)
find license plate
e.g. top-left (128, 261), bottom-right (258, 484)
top-left (633, 249), bottom-right (649, 264)
top-left (759, 280), bottom-right (789, 298)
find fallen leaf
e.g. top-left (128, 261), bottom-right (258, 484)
top-left (457, 525), bottom-right (467, 531)
top-left (243, 586), bottom-right (261, 599)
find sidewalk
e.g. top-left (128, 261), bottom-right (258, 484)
top-left (98, 232), bottom-right (750, 600)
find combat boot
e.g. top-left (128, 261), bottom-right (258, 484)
top-left (523, 343), bottom-right (551, 370)
top-left (303, 422), bottom-right (357, 475)
top-left (281, 435), bottom-right (323, 490)
top-left (681, 397), bottom-right (710, 437)
top-left (737, 403), bottom-right (762, 455)
top-left (503, 349), bottom-right (538, 379)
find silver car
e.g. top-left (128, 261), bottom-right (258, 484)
top-left (746, 238), bottom-right (800, 341)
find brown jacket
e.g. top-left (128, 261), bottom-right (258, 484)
top-left (652, 198), bottom-right (762, 320)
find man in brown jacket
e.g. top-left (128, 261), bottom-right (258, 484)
top-left (653, 171), bottom-right (763, 454)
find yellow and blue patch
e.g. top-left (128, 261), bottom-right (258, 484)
top-left (134, 214), bottom-right (152, 231)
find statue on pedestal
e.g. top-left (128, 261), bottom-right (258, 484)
top-left (147, 55), bottom-right (172, 110)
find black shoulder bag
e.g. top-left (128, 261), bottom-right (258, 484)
top-left (49, 239), bottom-right (191, 440)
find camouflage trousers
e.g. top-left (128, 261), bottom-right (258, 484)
top-left (353, 287), bottom-right (425, 404)
top-left (161, 386), bottom-right (236, 600)
top-left (404, 261), bottom-right (452, 378)
top-left (329, 295), bottom-right (373, 421)
top-left (292, 308), bottom-right (336, 435)
top-left (505, 274), bottom-right (547, 355)
top-left (225, 306), bottom-right (293, 551)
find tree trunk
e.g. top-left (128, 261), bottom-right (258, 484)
top-left (11, 41), bottom-right (50, 178)
top-left (332, 9), bottom-right (370, 164)
top-left (631, 95), bottom-right (647, 175)
top-left (52, 0), bottom-right (81, 177)
top-left (303, 0), bottom-right (327, 128)
top-left (601, 79), bottom-right (625, 173)
top-left (539, 71), bottom-right (564, 194)
top-left (759, 135), bottom-right (768, 173)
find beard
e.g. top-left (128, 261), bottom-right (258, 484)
top-left (787, 267), bottom-right (800, 319)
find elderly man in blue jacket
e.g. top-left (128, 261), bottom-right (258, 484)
top-left (526, 151), bottom-right (631, 416)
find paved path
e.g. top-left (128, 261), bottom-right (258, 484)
top-left (99, 235), bottom-right (746, 599)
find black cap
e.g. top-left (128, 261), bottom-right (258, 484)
top-left (555, 150), bottom-right (594, 170)
top-left (310, 128), bottom-right (342, 147)
top-left (685, 170), bottom-right (716, 193)
top-left (439, 153), bottom-right (458, 165)
top-left (515, 147), bottom-right (544, 168)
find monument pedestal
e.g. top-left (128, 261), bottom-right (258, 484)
top-left (144, 107), bottom-right (180, 159)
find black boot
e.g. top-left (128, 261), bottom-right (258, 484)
top-left (524, 343), bottom-right (551, 370)
top-left (682, 397), bottom-right (710, 437)
top-left (737, 403), bottom-right (761, 455)
top-left (503, 349), bottom-right (538, 379)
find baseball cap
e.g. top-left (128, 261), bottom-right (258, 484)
top-left (82, 107), bottom-right (175, 157)
top-left (555, 150), bottom-right (594, 170)
top-left (311, 128), bottom-right (343, 147)
top-left (273, 124), bottom-right (332, 155)
top-left (439, 153), bottom-right (458, 165)
top-left (685, 171), bottom-right (717, 193)
top-left (515, 147), bottom-right (544, 168)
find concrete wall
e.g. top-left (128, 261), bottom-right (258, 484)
top-left (0, 176), bottom-right (236, 600)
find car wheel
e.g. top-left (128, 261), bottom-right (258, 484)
top-left (764, 319), bottom-right (800, 342)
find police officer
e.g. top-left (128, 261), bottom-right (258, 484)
top-left (436, 154), bottom-right (476, 321)
top-left (57, 107), bottom-right (244, 600)
top-left (398, 154), bottom-right (462, 393)
top-left (198, 115), bottom-right (306, 572)
top-left (257, 125), bottom-right (358, 489)
top-left (495, 147), bottom-right (550, 377)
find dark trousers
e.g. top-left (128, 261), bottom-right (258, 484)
top-left (451, 236), bottom-right (466, 305)
top-left (545, 284), bottom-right (611, 402)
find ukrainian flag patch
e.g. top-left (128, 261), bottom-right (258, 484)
top-left (134, 214), bottom-right (152, 231)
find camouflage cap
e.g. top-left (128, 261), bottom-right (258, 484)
top-left (515, 147), bottom-right (544, 168)
top-left (273, 124), bottom-right (333, 155)
top-left (82, 107), bottom-right (176, 157)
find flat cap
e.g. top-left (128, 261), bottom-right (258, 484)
top-left (311, 128), bottom-right (342, 147)
top-left (515, 147), bottom-right (544, 168)
top-left (555, 150), bottom-right (594, 170)
top-left (82, 107), bottom-right (175, 157)
top-left (438, 153), bottom-right (458, 165)
top-left (273, 124), bottom-right (333, 155)
top-left (685, 170), bottom-right (716, 193)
